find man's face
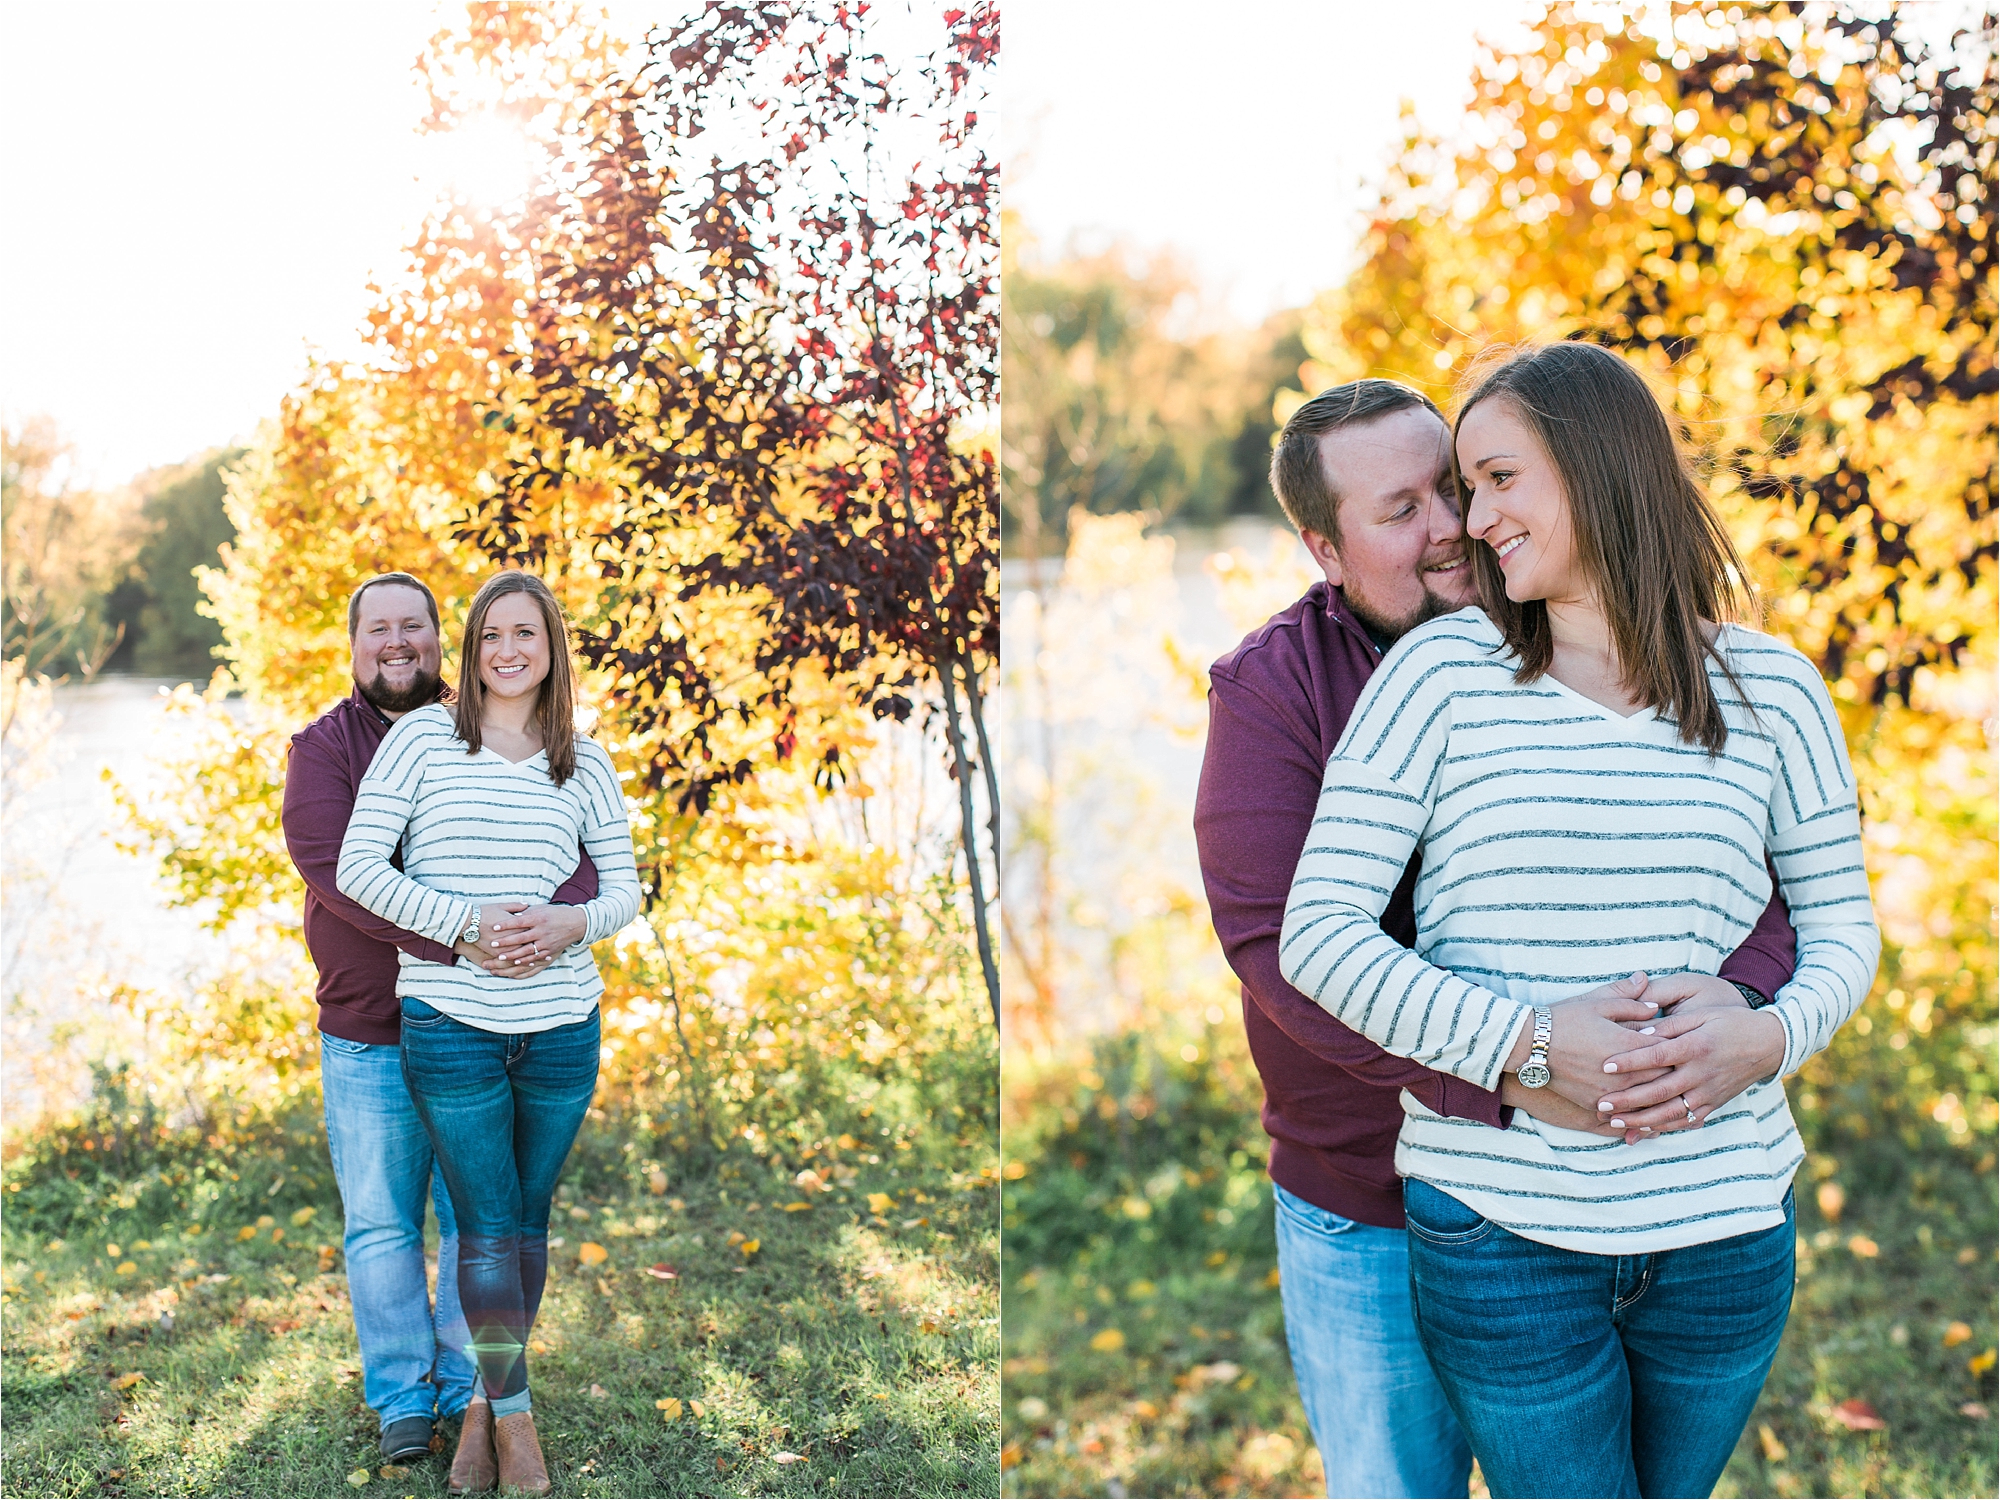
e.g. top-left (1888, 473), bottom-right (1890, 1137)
top-left (351, 584), bottom-right (443, 716)
top-left (1302, 406), bottom-right (1473, 643)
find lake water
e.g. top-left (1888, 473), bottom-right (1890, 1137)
top-left (2, 676), bottom-right (248, 1122)
top-left (998, 520), bottom-right (1317, 1033)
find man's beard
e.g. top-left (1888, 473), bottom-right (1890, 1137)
top-left (358, 664), bottom-right (444, 714)
top-left (1344, 569), bottom-right (1465, 645)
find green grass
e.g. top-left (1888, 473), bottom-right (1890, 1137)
top-left (1000, 1020), bottom-right (1998, 1499)
top-left (2, 1093), bottom-right (999, 1498)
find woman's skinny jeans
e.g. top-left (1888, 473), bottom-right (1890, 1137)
top-left (1404, 1178), bottom-right (1795, 1499)
top-left (398, 997), bottom-right (599, 1402)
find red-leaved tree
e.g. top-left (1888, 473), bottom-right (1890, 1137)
top-left (456, 2), bottom-right (1001, 1019)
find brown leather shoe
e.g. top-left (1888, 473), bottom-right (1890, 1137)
top-left (447, 1398), bottom-right (498, 1495)
top-left (494, 1410), bottom-right (551, 1498)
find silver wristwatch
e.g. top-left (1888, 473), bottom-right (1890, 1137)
top-left (460, 909), bottom-right (481, 946)
top-left (1516, 1007), bottom-right (1553, 1089)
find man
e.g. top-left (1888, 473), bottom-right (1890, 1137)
top-left (1192, 382), bottom-right (1797, 1499)
top-left (282, 572), bottom-right (597, 1465)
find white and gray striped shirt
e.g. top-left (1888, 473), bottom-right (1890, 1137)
top-left (337, 704), bottom-right (642, 1034)
top-left (1280, 609), bottom-right (1878, 1254)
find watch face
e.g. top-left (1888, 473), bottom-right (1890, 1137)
top-left (1517, 1060), bottom-right (1552, 1089)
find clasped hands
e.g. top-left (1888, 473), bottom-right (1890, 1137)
top-left (451, 901), bottom-right (589, 980)
top-left (1497, 972), bottom-right (1787, 1144)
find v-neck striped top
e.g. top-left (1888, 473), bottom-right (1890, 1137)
top-left (337, 704), bottom-right (642, 1034)
top-left (1280, 608), bottom-right (1878, 1253)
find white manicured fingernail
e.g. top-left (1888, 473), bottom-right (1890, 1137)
top-left (1640, 1026), bottom-right (1656, 1034)
top-left (1604, 1063), bottom-right (1618, 1073)
top-left (1610, 1118), bottom-right (1626, 1128)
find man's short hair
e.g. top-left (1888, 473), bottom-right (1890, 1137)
top-left (346, 572), bottom-right (442, 639)
top-left (1269, 380), bottom-right (1444, 549)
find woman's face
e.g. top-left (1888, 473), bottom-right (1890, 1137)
top-left (1457, 398), bottom-right (1585, 606)
top-left (477, 593), bottom-right (551, 706)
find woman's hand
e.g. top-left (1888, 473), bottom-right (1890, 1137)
top-left (1503, 973), bottom-right (1672, 1111)
top-left (485, 904), bottom-right (589, 966)
top-left (454, 936), bottom-right (557, 982)
top-left (1595, 1007), bottom-right (1787, 1143)
top-left (1645, 971), bottom-right (1757, 1015)
top-left (1499, 1076), bottom-right (1625, 1136)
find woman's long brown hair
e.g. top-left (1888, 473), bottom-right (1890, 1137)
top-left (1456, 341), bottom-right (1756, 755)
top-left (452, 571), bottom-right (578, 785)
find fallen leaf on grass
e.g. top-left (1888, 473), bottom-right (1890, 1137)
top-left (1830, 1398), bottom-right (1886, 1431)
top-left (1848, 1235), bottom-right (1879, 1258)
top-left (866, 1193), bottom-right (898, 1215)
top-left (1959, 1246), bottom-right (1979, 1264)
top-left (547, 1237), bottom-right (566, 1249)
top-left (379, 1464), bottom-right (407, 1479)
top-left (1962, 1402), bottom-right (1991, 1419)
top-left (1205, 1251), bottom-right (1228, 1267)
top-left (1000, 1443), bottom-right (1023, 1469)
top-left (726, 1230), bottom-right (746, 1246)
top-left (270, 1228), bottom-right (285, 1244)
top-left (529, 1339), bottom-right (550, 1354)
top-left (657, 1397), bottom-right (683, 1419)
top-left (738, 1239), bottom-right (760, 1259)
top-left (110, 1372), bottom-right (143, 1390)
top-left (648, 1169), bottom-right (668, 1195)
top-left (1758, 1424), bottom-right (1788, 1462)
top-left (345, 1468), bottom-right (369, 1487)
top-left (588, 1384), bottom-right (610, 1399)
top-left (645, 1263), bottom-right (678, 1280)
top-left (578, 1242), bottom-right (608, 1266)
top-left (773, 1451), bottom-right (807, 1465)
top-left (106, 1243), bottom-right (122, 1258)
top-left (1264, 1267), bottom-right (1282, 1288)
top-left (115, 1262), bottom-right (136, 1276)
top-left (1088, 1328), bottom-right (1125, 1353)
top-left (783, 1202), bottom-right (811, 1212)
top-left (317, 1246), bottom-right (338, 1272)
top-left (1946, 1321), bottom-right (1974, 1347)
top-left (1971, 1350), bottom-right (1998, 1377)
top-left (291, 1206), bottom-right (317, 1226)
top-left (1131, 1399), bottom-right (1160, 1420)
top-left (236, 1227), bottom-right (258, 1242)
top-left (255, 1215), bottom-right (275, 1228)
top-left (919, 1317), bottom-right (940, 1334)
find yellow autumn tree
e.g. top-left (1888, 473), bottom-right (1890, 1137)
top-left (1298, 0), bottom-right (1995, 1145)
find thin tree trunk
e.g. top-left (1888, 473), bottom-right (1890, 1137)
top-left (939, 653), bottom-right (1001, 1026)
top-left (959, 649), bottom-right (999, 889)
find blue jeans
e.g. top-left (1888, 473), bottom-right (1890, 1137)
top-left (1404, 1178), bottom-right (1795, 1499)
top-left (398, 998), bottom-right (599, 1402)
top-left (1274, 1184), bottom-right (1473, 1499)
top-left (319, 1035), bottom-right (477, 1427)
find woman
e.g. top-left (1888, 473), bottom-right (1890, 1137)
top-left (338, 570), bottom-right (641, 1497)
top-left (1279, 342), bottom-right (1878, 1498)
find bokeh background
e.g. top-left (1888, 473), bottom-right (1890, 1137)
top-left (998, 3), bottom-right (1996, 1497)
top-left (3, 4), bottom-right (997, 1496)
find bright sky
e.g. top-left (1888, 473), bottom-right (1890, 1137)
top-left (2, 4), bottom-right (460, 486)
top-left (1, 1), bottom-right (976, 489)
top-left (1003, 0), bottom-right (1985, 326)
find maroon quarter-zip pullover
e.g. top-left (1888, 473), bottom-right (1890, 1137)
top-left (1193, 583), bottom-right (1797, 1228)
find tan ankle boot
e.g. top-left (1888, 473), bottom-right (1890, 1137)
top-left (447, 1398), bottom-right (498, 1495)
top-left (494, 1410), bottom-right (551, 1497)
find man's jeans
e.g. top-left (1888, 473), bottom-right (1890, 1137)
top-left (398, 998), bottom-right (599, 1403)
top-left (320, 1035), bottom-right (477, 1428)
top-left (1274, 1184), bottom-right (1473, 1499)
top-left (1404, 1177), bottom-right (1795, 1499)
